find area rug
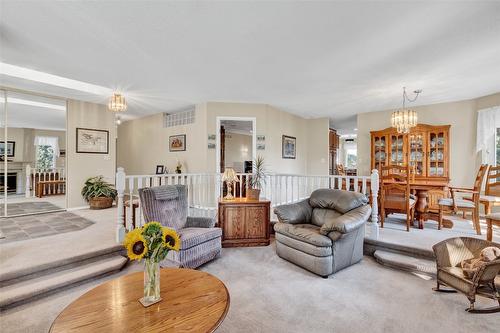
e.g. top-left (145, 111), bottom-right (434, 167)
top-left (0, 211), bottom-right (94, 243)
top-left (0, 201), bottom-right (64, 216)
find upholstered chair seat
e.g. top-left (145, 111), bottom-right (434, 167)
top-left (438, 198), bottom-right (476, 208)
top-left (139, 185), bottom-right (221, 268)
top-left (274, 189), bottom-right (371, 277)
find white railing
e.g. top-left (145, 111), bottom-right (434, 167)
top-left (115, 168), bottom-right (379, 242)
top-left (25, 165), bottom-right (66, 198)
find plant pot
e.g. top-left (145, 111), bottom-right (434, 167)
top-left (89, 196), bottom-right (113, 210)
top-left (246, 188), bottom-right (261, 200)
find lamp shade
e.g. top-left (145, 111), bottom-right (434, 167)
top-left (222, 168), bottom-right (239, 182)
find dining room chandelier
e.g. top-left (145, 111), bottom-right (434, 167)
top-left (108, 92), bottom-right (127, 112)
top-left (391, 87), bottom-right (421, 134)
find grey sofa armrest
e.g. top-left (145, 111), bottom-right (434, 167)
top-left (186, 216), bottom-right (216, 228)
top-left (274, 199), bottom-right (312, 224)
top-left (319, 204), bottom-right (371, 235)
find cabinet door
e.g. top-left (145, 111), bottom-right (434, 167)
top-left (389, 134), bottom-right (406, 166)
top-left (409, 132), bottom-right (426, 177)
top-left (428, 130), bottom-right (447, 178)
top-left (223, 206), bottom-right (245, 240)
top-left (245, 206), bottom-right (267, 239)
top-left (373, 135), bottom-right (388, 170)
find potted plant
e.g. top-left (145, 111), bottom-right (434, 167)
top-left (247, 156), bottom-right (267, 200)
top-left (81, 176), bottom-right (117, 209)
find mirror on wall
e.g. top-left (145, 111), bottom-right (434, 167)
top-left (0, 90), bottom-right (67, 217)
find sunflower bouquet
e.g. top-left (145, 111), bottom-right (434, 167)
top-left (123, 222), bottom-right (180, 303)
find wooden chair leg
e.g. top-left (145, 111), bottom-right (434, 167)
top-left (487, 219), bottom-right (493, 242)
top-left (438, 206), bottom-right (443, 230)
top-left (380, 208), bottom-right (385, 228)
top-left (462, 211), bottom-right (466, 219)
top-left (472, 208), bottom-right (481, 235)
top-left (406, 211), bottom-right (410, 232)
top-left (485, 202), bottom-right (491, 216)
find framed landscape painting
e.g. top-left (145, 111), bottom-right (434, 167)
top-left (76, 128), bottom-right (109, 154)
top-left (169, 134), bottom-right (186, 152)
top-left (282, 135), bottom-right (296, 159)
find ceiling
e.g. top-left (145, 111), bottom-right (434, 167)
top-left (1, 1), bottom-right (499, 130)
top-left (221, 120), bottom-right (253, 135)
top-left (0, 92), bottom-right (66, 131)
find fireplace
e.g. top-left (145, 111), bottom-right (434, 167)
top-left (0, 173), bottom-right (17, 193)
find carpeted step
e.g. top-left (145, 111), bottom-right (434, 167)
top-left (0, 244), bottom-right (124, 284)
top-left (373, 250), bottom-right (436, 277)
top-left (0, 255), bottom-right (127, 309)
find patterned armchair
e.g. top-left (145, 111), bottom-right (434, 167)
top-left (433, 237), bottom-right (500, 313)
top-left (138, 185), bottom-right (221, 268)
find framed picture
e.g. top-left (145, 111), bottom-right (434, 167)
top-left (282, 135), bottom-right (296, 159)
top-left (76, 128), bottom-right (109, 154)
top-left (0, 141), bottom-right (15, 157)
top-left (155, 165), bottom-right (165, 174)
top-left (169, 134), bottom-right (186, 152)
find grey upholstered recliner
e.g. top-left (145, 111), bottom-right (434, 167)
top-left (274, 189), bottom-right (371, 277)
top-left (138, 185), bottom-right (221, 268)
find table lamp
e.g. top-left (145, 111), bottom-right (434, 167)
top-left (222, 168), bottom-right (239, 200)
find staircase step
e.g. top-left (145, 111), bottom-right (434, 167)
top-left (0, 244), bottom-right (124, 284)
top-left (0, 255), bottom-right (127, 309)
top-left (374, 250), bottom-right (437, 277)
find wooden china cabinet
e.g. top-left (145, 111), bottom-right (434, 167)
top-left (371, 124), bottom-right (451, 228)
top-left (370, 124), bottom-right (450, 182)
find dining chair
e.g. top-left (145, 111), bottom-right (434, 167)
top-left (481, 165), bottom-right (500, 215)
top-left (380, 165), bottom-right (416, 231)
top-left (438, 164), bottom-right (488, 235)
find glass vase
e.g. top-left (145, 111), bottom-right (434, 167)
top-left (144, 259), bottom-right (160, 302)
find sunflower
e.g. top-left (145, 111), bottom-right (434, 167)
top-left (142, 221), bottom-right (163, 237)
top-left (123, 228), bottom-right (148, 260)
top-left (162, 227), bottom-right (180, 251)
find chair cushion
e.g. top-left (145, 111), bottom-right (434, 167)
top-left (486, 212), bottom-right (500, 221)
top-left (275, 232), bottom-right (332, 257)
top-left (384, 195), bottom-right (416, 207)
top-left (309, 189), bottom-right (368, 214)
top-left (178, 227), bottom-right (222, 250)
top-left (274, 223), bottom-right (332, 247)
top-left (481, 195), bottom-right (500, 203)
top-left (311, 208), bottom-right (342, 227)
top-left (438, 267), bottom-right (473, 294)
top-left (438, 198), bottom-right (475, 208)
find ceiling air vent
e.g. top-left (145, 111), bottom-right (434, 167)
top-left (163, 107), bottom-right (195, 128)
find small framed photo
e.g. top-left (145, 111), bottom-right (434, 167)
top-left (282, 135), bottom-right (296, 159)
top-left (207, 143), bottom-right (216, 149)
top-left (208, 134), bottom-right (216, 141)
top-left (169, 135), bottom-right (186, 152)
top-left (0, 141), bottom-right (15, 157)
top-left (257, 135), bottom-right (266, 142)
top-left (155, 165), bottom-right (165, 174)
top-left (76, 128), bottom-right (109, 154)
top-left (257, 143), bottom-right (265, 150)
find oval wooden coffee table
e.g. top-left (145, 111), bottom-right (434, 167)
top-left (50, 268), bottom-right (230, 333)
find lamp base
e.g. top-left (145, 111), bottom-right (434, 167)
top-left (223, 194), bottom-right (235, 200)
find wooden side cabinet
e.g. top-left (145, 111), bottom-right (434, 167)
top-left (218, 198), bottom-right (270, 247)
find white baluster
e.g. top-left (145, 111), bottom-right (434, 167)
top-left (368, 169), bottom-right (379, 239)
top-left (116, 168), bottom-right (126, 243)
top-left (362, 177), bottom-right (367, 195)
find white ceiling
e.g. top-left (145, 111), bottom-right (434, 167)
top-left (1, 1), bottom-right (499, 129)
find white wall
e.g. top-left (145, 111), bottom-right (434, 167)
top-left (357, 92), bottom-right (500, 187)
top-left (117, 103), bottom-right (208, 174)
top-left (67, 100), bottom-right (116, 208)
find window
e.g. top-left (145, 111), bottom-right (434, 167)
top-left (36, 145), bottom-right (55, 169)
top-left (345, 148), bottom-right (357, 169)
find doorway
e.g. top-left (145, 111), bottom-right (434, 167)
top-left (216, 117), bottom-right (256, 174)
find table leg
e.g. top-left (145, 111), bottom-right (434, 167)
top-left (415, 189), bottom-right (428, 229)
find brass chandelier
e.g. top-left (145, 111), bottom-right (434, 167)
top-left (391, 87), bottom-right (421, 134)
top-left (108, 92), bottom-right (127, 112)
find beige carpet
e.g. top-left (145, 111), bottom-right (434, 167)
top-left (1, 241), bottom-right (498, 333)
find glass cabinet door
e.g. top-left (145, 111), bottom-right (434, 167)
top-left (428, 130), bottom-right (446, 177)
top-left (373, 135), bottom-right (387, 170)
top-left (389, 134), bottom-right (405, 166)
top-left (409, 132), bottom-right (425, 177)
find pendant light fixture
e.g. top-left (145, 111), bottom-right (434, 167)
top-left (391, 87), bottom-right (422, 134)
